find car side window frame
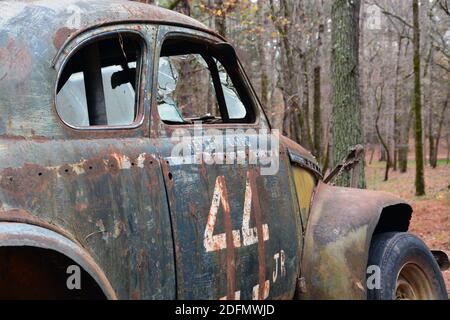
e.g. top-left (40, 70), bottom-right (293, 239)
top-left (201, 53), bottom-right (230, 122)
top-left (151, 26), bottom-right (270, 136)
top-left (53, 25), bottom-right (152, 132)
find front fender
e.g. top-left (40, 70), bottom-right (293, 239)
top-left (0, 222), bottom-right (117, 299)
top-left (299, 182), bottom-right (412, 299)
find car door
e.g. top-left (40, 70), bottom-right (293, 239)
top-left (151, 25), bottom-right (303, 300)
top-left (52, 25), bottom-right (176, 299)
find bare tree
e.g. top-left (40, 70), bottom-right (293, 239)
top-left (374, 84), bottom-right (390, 181)
top-left (412, 0), bottom-right (425, 195)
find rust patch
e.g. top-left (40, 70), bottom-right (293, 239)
top-left (217, 176), bottom-right (236, 299)
top-left (130, 290), bottom-right (141, 300)
top-left (0, 134), bottom-right (26, 141)
top-left (53, 27), bottom-right (77, 49)
top-left (0, 163), bottom-right (55, 201)
top-left (248, 170), bottom-right (266, 299)
top-left (113, 220), bottom-right (125, 238)
top-left (0, 37), bottom-right (32, 82)
top-left (119, 2), bottom-right (210, 32)
top-left (82, 158), bottom-right (107, 181)
top-left (31, 135), bottom-right (50, 142)
top-left (143, 154), bottom-right (160, 192)
top-left (106, 156), bottom-right (120, 176)
top-left (128, 155), bottom-right (139, 172)
top-left (0, 208), bottom-right (76, 244)
top-left (137, 248), bottom-right (148, 271)
top-left (143, 154), bottom-right (156, 174)
top-left (0, 134), bottom-right (48, 142)
top-left (188, 202), bottom-right (198, 221)
top-left (280, 135), bottom-right (316, 163)
top-left (58, 164), bottom-right (77, 181)
top-left (75, 202), bottom-right (88, 212)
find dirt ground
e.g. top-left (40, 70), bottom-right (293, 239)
top-left (365, 157), bottom-right (450, 296)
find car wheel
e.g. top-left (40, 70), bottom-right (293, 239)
top-left (367, 232), bottom-right (448, 300)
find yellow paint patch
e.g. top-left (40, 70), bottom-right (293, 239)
top-left (292, 167), bottom-right (316, 227)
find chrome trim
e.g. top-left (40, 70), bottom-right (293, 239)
top-left (288, 149), bottom-right (323, 179)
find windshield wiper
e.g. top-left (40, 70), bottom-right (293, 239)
top-left (190, 114), bottom-right (221, 123)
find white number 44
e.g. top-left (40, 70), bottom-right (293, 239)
top-left (204, 172), bottom-right (269, 252)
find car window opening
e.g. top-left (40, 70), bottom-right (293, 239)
top-left (56, 33), bottom-right (143, 127)
top-left (157, 38), bottom-right (256, 125)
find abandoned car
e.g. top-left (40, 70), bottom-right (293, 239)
top-left (0, 0), bottom-right (448, 300)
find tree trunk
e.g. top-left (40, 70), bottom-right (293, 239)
top-left (322, 140), bottom-right (330, 175)
top-left (428, 105), bottom-right (435, 167)
top-left (412, 0), bottom-right (425, 196)
top-left (393, 149), bottom-right (398, 171)
top-left (256, 0), bottom-right (270, 117)
top-left (379, 148), bottom-right (386, 162)
top-left (330, 0), bottom-right (365, 188)
top-left (447, 134), bottom-right (450, 165)
top-left (432, 90), bottom-right (449, 168)
top-left (300, 58), bottom-right (313, 150)
top-left (292, 110), bottom-right (302, 143)
top-left (425, 46), bottom-right (435, 168)
top-left (375, 85), bottom-right (390, 181)
top-left (313, 65), bottom-right (322, 160)
top-left (215, 0), bottom-right (226, 37)
top-left (180, 0), bottom-right (190, 16)
top-left (313, 21), bottom-right (324, 161)
top-left (398, 110), bottom-right (413, 173)
top-left (369, 145), bottom-right (375, 165)
top-left (393, 35), bottom-right (403, 172)
top-left (275, 0), bottom-right (303, 140)
top-left (268, 0), bottom-right (292, 137)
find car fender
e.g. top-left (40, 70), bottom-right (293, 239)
top-left (299, 182), bottom-right (412, 299)
top-left (0, 221), bottom-right (117, 299)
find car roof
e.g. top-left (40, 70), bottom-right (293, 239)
top-left (0, 0), bottom-right (222, 139)
top-left (1, 0), bottom-right (220, 52)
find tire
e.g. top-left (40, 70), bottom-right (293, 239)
top-left (367, 232), bottom-right (448, 300)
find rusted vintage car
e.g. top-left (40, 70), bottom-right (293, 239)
top-left (0, 0), bottom-right (448, 300)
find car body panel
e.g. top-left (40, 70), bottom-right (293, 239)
top-left (299, 182), bottom-right (412, 299)
top-left (0, 137), bottom-right (177, 299)
top-left (152, 25), bottom-right (302, 300)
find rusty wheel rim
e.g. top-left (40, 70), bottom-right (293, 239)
top-left (395, 263), bottom-right (435, 300)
